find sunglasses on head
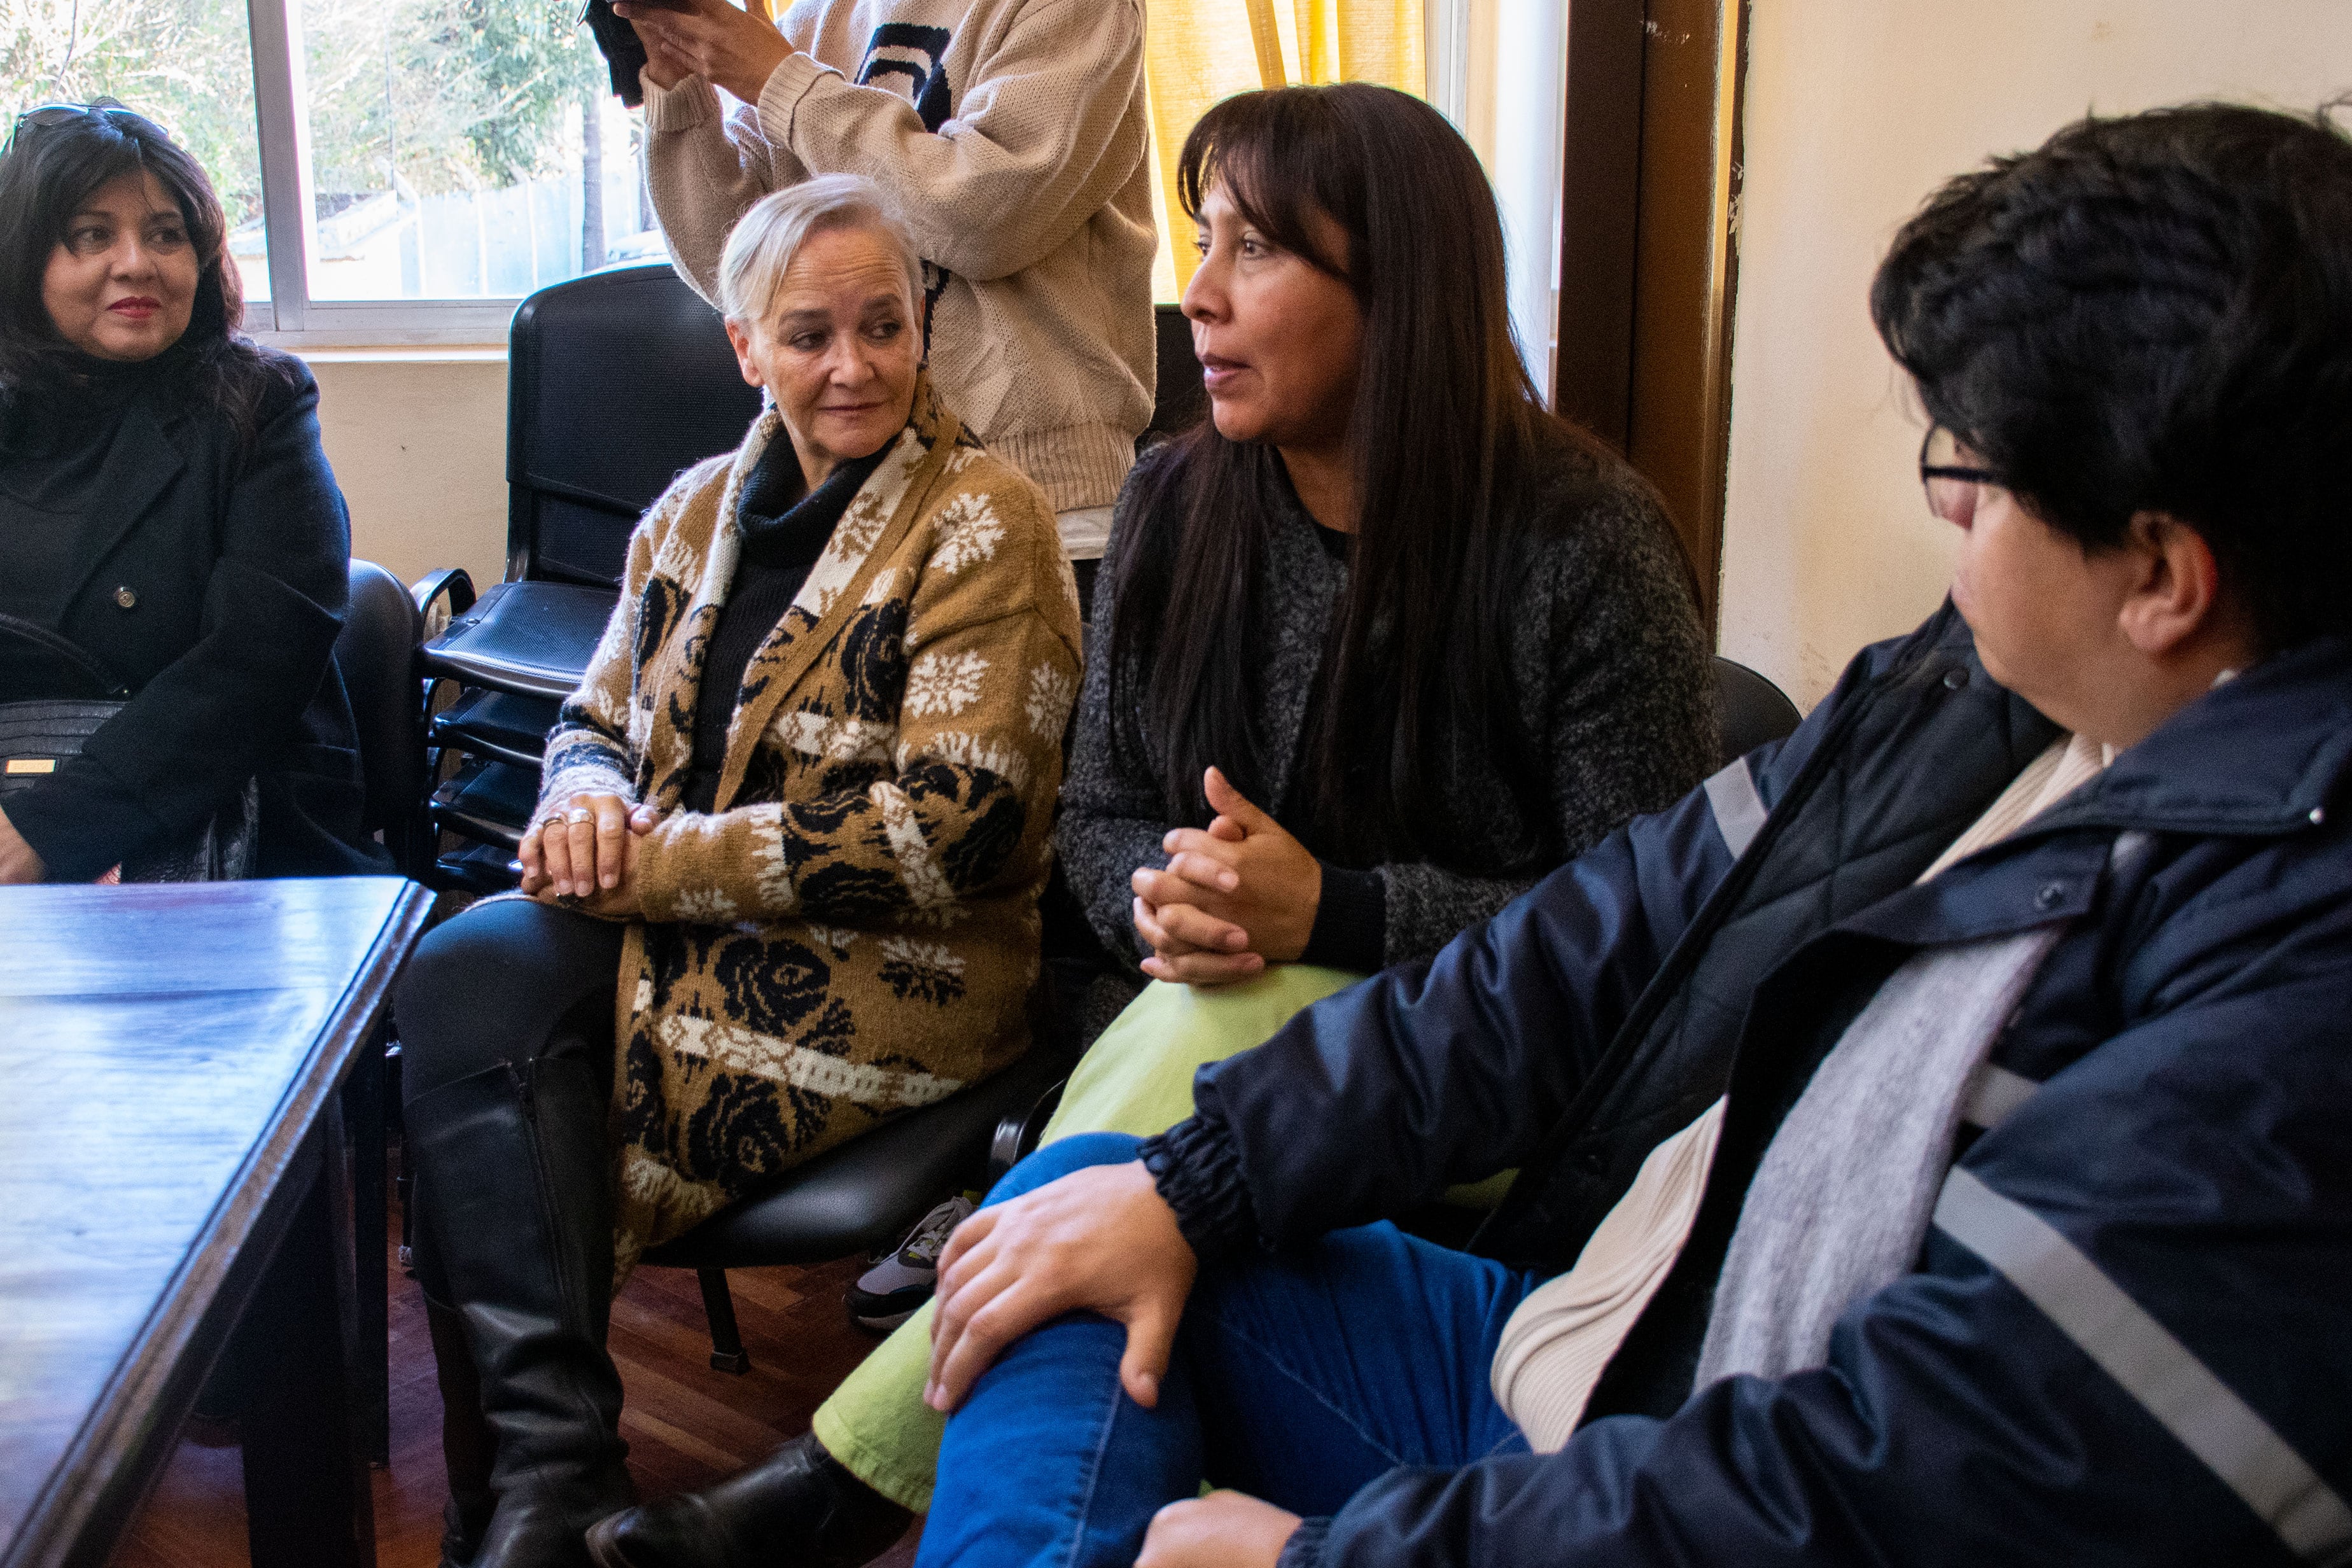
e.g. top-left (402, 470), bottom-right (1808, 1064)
top-left (6, 101), bottom-right (161, 151)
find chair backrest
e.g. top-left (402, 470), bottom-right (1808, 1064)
top-left (1711, 655), bottom-right (1803, 769)
top-left (1147, 301), bottom-right (1207, 445)
top-left (336, 559), bottom-right (423, 855)
top-left (507, 263), bottom-right (765, 589)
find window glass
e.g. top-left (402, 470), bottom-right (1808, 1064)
top-left (1140, 0), bottom-right (1424, 300)
top-left (300, 0), bottom-right (650, 301)
top-left (1, 1), bottom-right (271, 300)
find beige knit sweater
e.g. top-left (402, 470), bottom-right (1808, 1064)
top-left (541, 375), bottom-right (1082, 1273)
top-left (641, 0), bottom-right (1156, 514)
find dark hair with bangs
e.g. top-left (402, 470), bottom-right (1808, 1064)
top-left (1871, 99), bottom-right (2352, 652)
top-left (0, 100), bottom-right (291, 442)
top-left (1107, 83), bottom-right (1622, 859)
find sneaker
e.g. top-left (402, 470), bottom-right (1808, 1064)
top-left (846, 1193), bottom-right (974, 1331)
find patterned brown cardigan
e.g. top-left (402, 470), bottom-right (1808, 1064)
top-left (540, 375), bottom-right (1082, 1271)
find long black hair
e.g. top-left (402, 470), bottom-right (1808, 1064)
top-left (0, 100), bottom-right (291, 442)
top-left (1107, 83), bottom-right (1610, 860)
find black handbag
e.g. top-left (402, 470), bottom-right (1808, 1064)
top-left (0, 611), bottom-right (257, 881)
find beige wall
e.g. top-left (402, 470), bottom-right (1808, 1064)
top-left (306, 353), bottom-right (510, 594)
top-left (1718, 1), bottom-right (2352, 708)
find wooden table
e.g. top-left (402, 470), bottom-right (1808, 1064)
top-left (0, 878), bottom-right (431, 1568)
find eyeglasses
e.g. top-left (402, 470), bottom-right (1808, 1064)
top-left (1919, 426), bottom-right (2005, 522)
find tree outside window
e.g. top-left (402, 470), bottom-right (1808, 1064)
top-left (3, 0), bottom-right (651, 314)
top-left (5, 0), bottom-right (1508, 345)
top-left (298, 0), bottom-right (652, 300)
top-left (1, 0), bottom-right (269, 291)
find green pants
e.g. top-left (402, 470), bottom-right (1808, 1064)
top-left (809, 965), bottom-right (1363, 1513)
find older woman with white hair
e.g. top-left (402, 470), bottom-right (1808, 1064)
top-left (391, 172), bottom-right (1081, 1568)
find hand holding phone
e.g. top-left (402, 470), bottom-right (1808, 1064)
top-left (580, 0), bottom-right (652, 106)
top-left (582, 0), bottom-right (792, 106)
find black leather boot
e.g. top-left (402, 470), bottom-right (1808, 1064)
top-left (422, 1291), bottom-right (497, 1566)
top-left (583, 1432), bottom-right (911, 1568)
top-left (407, 1057), bottom-right (638, 1567)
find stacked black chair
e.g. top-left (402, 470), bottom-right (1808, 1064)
top-left (415, 263), bottom-right (762, 892)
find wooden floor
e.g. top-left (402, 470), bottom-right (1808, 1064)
top-left (108, 1161), bottom-right (923, 1567)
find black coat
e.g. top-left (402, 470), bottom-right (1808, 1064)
top-left (1, 354), bottom-right (387, 880)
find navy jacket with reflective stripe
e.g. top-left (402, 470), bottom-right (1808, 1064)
top-left (1168, 603), bottom-right (2352, 1567)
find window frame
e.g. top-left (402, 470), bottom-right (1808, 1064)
top-left (1425, 0), bottom-right (1569, 399)
top-left (242, 0), bottom-right (531, 347)
top-left (230, 0), bottom-right (1567, 351)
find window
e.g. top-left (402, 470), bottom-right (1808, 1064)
top-left (1427, 0), bottom-right (1568, 398)
top-left (258, 0), bottom-right (647, 342)
top-left (8, 0), bottom-right (1560, 358)
top-left (6, 1), bottom-right (646, 346)
top-left (293, 0), bottom-right (652, 302)
top-left (1141, 0), bottom-right (1425, 303)
top-left (1138, 0), bottom-right (1563, 393)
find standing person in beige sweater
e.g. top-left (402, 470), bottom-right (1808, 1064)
top-left (612, 0), bottom-right (1156, 564)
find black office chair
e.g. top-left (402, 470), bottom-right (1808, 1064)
top-left (1711, 655), bottom-right (1803, 768)
top-left (639, 1031), bottom-right (1082, 1371)
top-left (1070, 302), bottom-right (1206, 624)
top-left (414, 265), bottom-right (762, 892)
top-left (340, 559), bottom-right (427, 872)
top-left (505, 265), bottom-right (764, 591)
top-left (331, 558), bottom-right (430, 1466)
top-left (1146, 301), bottom-right (1207, 445)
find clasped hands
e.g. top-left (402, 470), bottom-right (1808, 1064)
top-left (1131, 766), bottom-right (1320, 986)
top-left (518, 792), bottom-right (658, 917)
top-left (927, 1159), bottom-right (1303, 1567)
top-left (613, 0), bottom-right (795, 104)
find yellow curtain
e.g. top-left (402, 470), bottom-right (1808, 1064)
top-left (1143, 0), bottom-right (1424, 298)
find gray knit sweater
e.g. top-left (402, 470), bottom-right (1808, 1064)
top-left (1058, 440), bottom-right (1716, 972)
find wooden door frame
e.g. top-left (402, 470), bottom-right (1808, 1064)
top-left (1553, 0), bottom-right (1751, 634)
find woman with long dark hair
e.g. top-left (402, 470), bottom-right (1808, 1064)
top-left (1071, 83), bottom-right (1710, 995)
top-left (584, 83), bottom-right (1713, 1568)
top-left (0, 101), bottom-right (382, 882)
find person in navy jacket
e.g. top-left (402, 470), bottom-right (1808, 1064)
top-left (906, 102), bottom-right (2352, 1568)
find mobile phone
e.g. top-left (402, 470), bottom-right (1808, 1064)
top-left (580, 0), bottom-right (652, 106)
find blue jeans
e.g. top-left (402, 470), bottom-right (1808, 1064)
top-left (916, 1135), bottom-right (1541, 1568)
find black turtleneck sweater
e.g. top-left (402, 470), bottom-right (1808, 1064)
top-left (678, 437), bottom-right (890, 814)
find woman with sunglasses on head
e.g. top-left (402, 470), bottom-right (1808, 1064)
top-left (585, 82), bottom-right (1715, 1568)
top-left (0, 101), bottom-right (384, 883)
